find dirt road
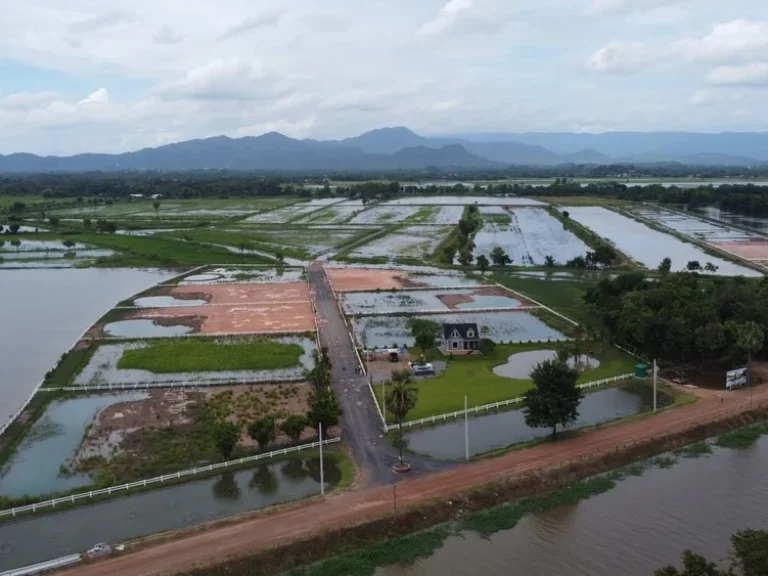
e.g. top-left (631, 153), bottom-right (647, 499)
top-left (59, 384), bottom-right (768, 576)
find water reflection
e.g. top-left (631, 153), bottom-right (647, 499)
top-left (0, 456), bottom-right (339, 572)
top-left (407, 382), bottom-right (672, 459)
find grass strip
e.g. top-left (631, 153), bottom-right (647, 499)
top-left (715, 421), bottom-right (768, 449)
top-left (117, 338), bottom-right (303, 373)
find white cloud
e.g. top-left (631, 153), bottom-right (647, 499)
top-left (418, 0), bottom-right (474, 36)
top-left (586, 0), bottom-right (682, 16)
top-left (707, 63), bottom-right (768, 86)
top-left (153, 59), bottom-right (283, 101)
top-left (585, 41), bottom-right (657, 73)
top-left (433, 99), bottom-right (459, 111)
top-left (68, 11), bottom-right (141, 35)
top-left (217, 10), bottom-right (284, 41)
top-left (675, 20), bottom-right (768, 64)
top-left (153, 26), bottom-right (182, 45)
top-left (78, 88), bottom-right (109, 106)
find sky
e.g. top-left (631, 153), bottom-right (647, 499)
top-left (1, 0), bottom-right (767, 155)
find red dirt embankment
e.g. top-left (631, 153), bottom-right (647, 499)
top-left (59, 384), bottom-right (768, 576)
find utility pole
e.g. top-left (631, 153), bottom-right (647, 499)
top-left (653, 359), bottom-right (657, 413)
top-left (464, 394), bottom-right (469, 460)
top-left (319, 423), bottom-right (324, 497)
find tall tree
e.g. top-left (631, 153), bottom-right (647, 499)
top-left (476, 254), bottom-right (490, 273)
top-left (306, 388), bottom-right (341, 433)
top-left (280, 415), bottom-right (308, 442)
top-left (490, 246), bottom-right (512, 266)
top-left (153, 200), bottom-right (161, 216)
top-left (656, 529), bottom-right (768, 576)
top-left (384, 369), bottom-right (418, 465)
top-left (658, 257), bottom-right (672, 275)
top-left (544, 255), bottom-right (555, 268)
top-left (213, 421), bottom-right (240, 460)
top-left (248, 416), bottom-right (277, 450)
top-left (522, 360), bottom-right (583, 438)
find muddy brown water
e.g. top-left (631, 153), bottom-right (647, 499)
top-left (377, 436), bottom-right (768, 576)
top-left (0, 268), bottom-right (175, 425)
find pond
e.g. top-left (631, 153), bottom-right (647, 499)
top-left (342, 290), bottom-right (522, 315)
top-left (633, 208), bottom-right (757, 243)
top-left (567, 207), bottom-right (760, 276)
top-left (375, 436), bottom-right (768, 576)
top-left (698, 207), bottom-right (768, 235)
top-left (103, 319), bottom-right (194, 338)
top-left (0, 393), bottom-right (147, 498)
top-left (0, 268), bottom-right (175, 426)
top-left (133, 296), bottom-right (208, 307)
top-left (179, 267), bottom-right (305, 285)
top-left (0, 456), bottom-right (339, 572)
top-left (406, 382), bottom-right (670, 459)
top-left (382, 196), bottom-right (545, 206)
top-left (0, 249), bottom-right (113, 260)
top-left (346, 228), bottom-right (452, 260)
top-left (492, 349), bottom-right (600, 379)
top-left (73, 336), bottom-right (317, 386)
top-left (0, 240), bottom-right (91, 252)
top-left (353, 312), bottom-right (567, 348)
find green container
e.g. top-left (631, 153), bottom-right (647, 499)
top-left (635, 363), bottom-right (649, 379)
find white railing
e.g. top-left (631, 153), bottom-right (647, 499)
top-left (0, 554), bottom-right (82, 576)
top-left (339, 284), bottom-right (485, 294)
top-left (494, 283), bottom-right (580, 327)
top-left (40, 377), bottom-right (307, 392)
top-left (0, 438), bottom-right (340, 519)
top-left (384, 373), bottom-right (634, 431)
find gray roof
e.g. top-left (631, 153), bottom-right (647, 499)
top-left (442, 322), bottom-right (479, 340)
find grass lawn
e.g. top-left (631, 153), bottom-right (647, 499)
top-left (492, 273), bottom-right (599, 324)
top-left (376, 342), bottom-right (637, 422)
top-left (157, 228), bottom-right (310, 260)
top-left (536, 196), bottom-right (633, 207)
top-left (117, 338), bottom-right (304, 373)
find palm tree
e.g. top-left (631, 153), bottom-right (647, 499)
top-left (384, 369), bottom-right (418, 466)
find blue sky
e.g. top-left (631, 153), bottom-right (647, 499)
top-left (1, 0), bottom-right (767, 155)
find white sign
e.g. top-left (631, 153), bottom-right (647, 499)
top-left (726, 367), bottom-right (748, 389)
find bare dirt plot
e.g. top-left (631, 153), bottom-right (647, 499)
top-left (170, 282), bottom-right (311, 304)
top-left (325, 268), bottom-right (406, 292)
top-left (710, 241), bottom-right (768, 261)
top-left (61, 383), bottom-right (768, 576)
top-left (133, 302), bottom-right (315, 334)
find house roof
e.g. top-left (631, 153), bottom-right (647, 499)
top-left (442, 322), bottom-right (479, 340)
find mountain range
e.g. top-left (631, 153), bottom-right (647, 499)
top-left (1, 127), bottom-right (767, 173)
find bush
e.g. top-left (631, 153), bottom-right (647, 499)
top-left (478, 338), bottom-right (496, 355)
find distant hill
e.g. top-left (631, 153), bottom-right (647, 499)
top-left (2, 127), bottom-right (768, 172)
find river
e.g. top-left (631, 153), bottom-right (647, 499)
top-left (0, 268), bottom-right (174, 425)
top-left (377, 436), bottom-right (768, 576)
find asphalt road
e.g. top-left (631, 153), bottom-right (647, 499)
top-left (308, 263), bottom-right (454, 487)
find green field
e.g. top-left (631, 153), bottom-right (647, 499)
top-left (538, 196), bottom-right (633, 207)
top-left (376, 343), bottom-right (637, 421)
top-left (117, 338), bottom-right (304, 373)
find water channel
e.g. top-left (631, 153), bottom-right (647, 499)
top-left (0, 456), bottom-right (339, 571)
top-left (0, 268), bottom-right (175, 425)
top-left (376, 436), bottom-right (768, 576)
top-left (407, 382), bottom-right (671, 459)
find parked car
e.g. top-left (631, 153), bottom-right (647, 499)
top-left (87, 542), bottom-right (112, 558)
top-left (410, 362), bottom-right (435, 376)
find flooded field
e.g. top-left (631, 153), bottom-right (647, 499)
top-left (133, 296), bottom-right (208, 308)
top-left (349, 206), bottom-right (421, 224)
top-left (103, 319), bottom-right (194, 338)
top-left (73, 336), bottom-right (317, 386)
top-left (353, 312), bottom-right (566, 348)
top-left (0, 393), bottom-right (147, 498)
top-left (0, 269), bottom-right (174, 426)
top-left (245, 199), bottom-right (343, 223)
top-left (0, 456), bottom-right (339, 572)
top-left (344, 226), bottom-right (452, 261)
top-left (567, 207), bottom-right (760, 276)
top-left (342, 289), bottom-right (523, 315)
top-left (633, 208), bottom-right (757, 243)
top-left (178, 267), bottom-right (305, 285)
top-left (699, 207), bottom-right (768, 234)
top-left (473, 209), bottom-right (589, 266)
top-left (406, 382), bottom-right (668, 459)
top-left (375, 436), bottom-right (768, 576)
top-left (383, 196), bottom-right (545, 206)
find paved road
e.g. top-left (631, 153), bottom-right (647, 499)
top-left (308, 263), bottom-right (454, 487)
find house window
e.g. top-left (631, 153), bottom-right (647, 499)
top-left (467, 329), bottom-right (475, 338)
top-left (452, 341), bottom-right (459, 349)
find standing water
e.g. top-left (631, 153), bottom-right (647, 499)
top-left (0, 268), bottom-right (175, 426)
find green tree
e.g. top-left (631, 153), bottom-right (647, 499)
top-left (213, 421), bottom-right (240, 460)
top-left (48, 216), bottom-right (60, 227)
top-left (384, 369), bottom-right (418, 465)
top-left (592, 244), bottom-right (617, 267)
top-left (658, 257), bottom-right (672, 275)
top-left (656, 529), bottom-right (768, 576)
top-left (8, 223), bottom-right (20, 234)
top-left (476, 254), bottom-right (490, 273)
top-left (83, 218), bottom-right (92, 229)
top-left (686, 260), bottom-right (702, 271)
top-left (478, 338), bottom-right (495, 355)
top-left (522, 360), bottom-right (583, 438)
top-left (248, 416), bottom-right (276, 450)
top-left (704, 262), bottom-right (719, 273)
top-left (306, 388), bottom-right (341, 432)
top-left (458, 248), bottom-right (474, 267)
top-left (490, 246), bottom-right (512, 266)
top-left (544, 255), bottom-right (555, 268)
top-left (280, 415), bottom-right (308, 442)
top-left (153, 200), bottom-right (161, 215)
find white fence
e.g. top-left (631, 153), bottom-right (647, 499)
top-left (40, 377), bottom-right (306, 393)
top-left (384, 373), bottom-right (634, 431)
top-left (0, 554), bottom-right (82, 576)
top-left (0, 438), bottom-right (340, 520)
top-left (494, 283), bottom-right (580, 327)
top-left (351, 306), bottom-right (542, 318)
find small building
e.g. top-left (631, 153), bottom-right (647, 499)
top-left (441, 322), bottom-right (480, 353)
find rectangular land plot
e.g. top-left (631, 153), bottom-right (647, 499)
top-left (568, 207), bottom-right (761, 277)
top-left (343, 226), bottom-right (453, 261)
top-left (341, 287), bottom-right (530, 315)
top-left (382, 196), bottom-right (546, 206)
top-left (710, 241), bottom-right (768, 261)
top-left (169, 282), bottom-right (311, 304)
top-left (178, 267), bottom-right (305, 285)
top-left (325, 267), bottom-right (480, 292)
top-left (353, 311), bottom-right (568, 348)
top-left (473, 208), bottom-right (590, 266)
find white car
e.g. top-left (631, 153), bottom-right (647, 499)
top-left (87, 542), bottom-right (112, 558)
